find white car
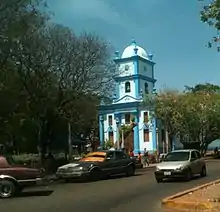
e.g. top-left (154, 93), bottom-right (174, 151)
top-left (155, 149), bottom-right (207, 183)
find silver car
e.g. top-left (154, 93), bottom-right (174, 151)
top-left (154, 149), bottom-right (207, 183)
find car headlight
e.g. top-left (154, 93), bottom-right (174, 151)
top-left (156, 166), bottom-right (160, 171)
top-left (176, 166), bottom-right (184, 171)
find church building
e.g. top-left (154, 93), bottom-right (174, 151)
top-left (98, 40), bottom-right (160, 154)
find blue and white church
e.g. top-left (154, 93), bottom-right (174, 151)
top-left (99, 40), bottom-right (162, 154)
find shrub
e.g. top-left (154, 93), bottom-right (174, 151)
top-left (12, 154), bottom-right (39, 164)
top-left (103, 140), bottom-right (114, 150)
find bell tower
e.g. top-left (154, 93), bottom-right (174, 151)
top-left (113, 40), bottom-right (156, 104)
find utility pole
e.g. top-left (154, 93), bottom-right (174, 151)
top-left (68, 122), bottom-right (72, 162)
top-left (117, 125), bottom-right (120, 150)
top-left (116, 117), bottom-right (120, 150)
top-left (165, 129), bottom-right (169, 153)
top-left (121, 130), bottom-right (124, 149)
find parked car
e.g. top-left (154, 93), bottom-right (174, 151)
top-left (56, 150), bottom-right (135, 181)
top-left (154, 149), bottom-right (207, 183)
top-left (158, 153), bottom-right (167, 162)
top-left (130, 156), bottom-right (143, 169)
top-left (0, 156), bottom-right (46, 198)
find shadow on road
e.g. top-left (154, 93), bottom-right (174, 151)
top-left (108, 173), bottom-right (143, 179)
top-left (62, 173), bottom-right (143, 184)
top-left (137, 167), bottom-right (155, 172)
top-left (15, 190), bottom-right (54, 198)
top-left (161, 176), bottom-right (201, 183)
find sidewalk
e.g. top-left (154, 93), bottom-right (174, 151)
top-left (144, 163), bottom-right (158, 168)
top-left (138, 163), bottom-right (158, 171)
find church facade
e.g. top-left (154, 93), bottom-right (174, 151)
top-left (98, 40), bottom-right (161, 154)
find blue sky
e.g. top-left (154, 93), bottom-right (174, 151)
top-left (47, 0), bottom-right (220, 90)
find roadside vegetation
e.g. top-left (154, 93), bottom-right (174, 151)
top-left (145, 83), bottom-right (220, 155)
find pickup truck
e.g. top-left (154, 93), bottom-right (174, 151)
top-left (0, 156), bottom-right (45, 198)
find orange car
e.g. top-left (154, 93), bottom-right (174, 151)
top-left (56, 150), bottom-right (135, 181)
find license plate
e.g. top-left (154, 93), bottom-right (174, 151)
top-left (164, 171), bottom-right (171, 176)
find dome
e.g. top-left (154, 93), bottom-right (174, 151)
top-left (121, 40), bottom-right (148, 59)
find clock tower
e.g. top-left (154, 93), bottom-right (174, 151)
top-left (113, 39), bottom-right (156, 103)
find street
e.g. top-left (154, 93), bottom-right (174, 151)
top-left (1, 161), bottom-right (220, 212)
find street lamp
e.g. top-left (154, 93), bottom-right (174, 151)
top-left (100, 115), bottom-right (104, 149)
top-left (115, 117), bottom-right (120, 150)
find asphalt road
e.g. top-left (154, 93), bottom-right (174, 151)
top-left (1, 160), bottom-right (220, 212)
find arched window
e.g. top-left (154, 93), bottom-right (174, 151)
top-left (145, 83), bottom-right (149, 94)
top-left (125, 81), bottom-right (131, 93)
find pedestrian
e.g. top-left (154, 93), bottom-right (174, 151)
top-left (137, 151), bottom-right (142, 162)
top-left (129, 149), bottom-right (134, 157)
top-left (45, 152), bottom-right (55, 174)
top-left (142, 148), bottom-right (149, 167)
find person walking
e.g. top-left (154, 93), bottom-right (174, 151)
top-left (142, 148), bottom-right (149, 167)
top-left (129, 149), bottom-right (134, 157)
top-left (137, 151), bottom-right (142, 162)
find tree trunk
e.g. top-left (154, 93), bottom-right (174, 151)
top-left (168, 134), bottom-right (173, 151)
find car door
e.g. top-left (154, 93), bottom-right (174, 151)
top-left (190, 151), bottom-right (199, 174)
top-left (102, 151), bottom-right (118, 175)
top-left (195, 150), bottom-right (204, 173)
top-left (114, 151), bottom-right (130, 174)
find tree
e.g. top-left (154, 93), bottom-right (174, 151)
top-left (150, 84), bottom-right (220, 154)
top-left (0, 0), bottom-right (49, 153)
top-left (150, 89), bottom-right (183, 149)
top-left (0, 0), bottom-right (115, 157)
top-left (180, 91), bottom-right (220, 154)
top-left (185, 83), bottom-right (220, 93)
top-left (199, 0), bottom-right (220, 51)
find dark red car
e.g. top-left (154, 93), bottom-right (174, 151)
top-left (0, 156), bottom-right (45, 198)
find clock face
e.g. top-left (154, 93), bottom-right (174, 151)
top-left (125, 65), bottom-right (129, 71)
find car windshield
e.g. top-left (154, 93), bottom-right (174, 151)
top-left (164, 152), bottom-right (190, 162)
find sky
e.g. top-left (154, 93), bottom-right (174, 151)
top-left (46, 0), bottom-right (220, 90)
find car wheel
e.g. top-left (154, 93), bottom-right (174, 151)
top-left (126, 165), bottom-right (135, 177)
top-left (156, 178), bottom-right (163, 183)
top-left (200, 166), bottom-right (207, 177)
top-left (0, 180), bottom-right (16, 198)
top-left (185, 169), bottom-right (192, 181)
top-left (90, 168), bottom-right (102, 181)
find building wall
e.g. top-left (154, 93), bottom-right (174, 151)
top-left (118, 80), bottom-right (136, 99)
top-left (138, 110), bottom-right (155, 152)
top-left (138, 60), bottom-right (154, 78)
top-left (118, 61), bottom-right (135, 77)
top-left (101, 110), bottom-right (156, 152)
top-left (140, 79), bottom-right (154, 94)
top-left (102, 113), bottom-right (115, 142)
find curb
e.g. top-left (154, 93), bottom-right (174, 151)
top-left (162, 178), bottom-right (220, 210)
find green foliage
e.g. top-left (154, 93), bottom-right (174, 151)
top-left (152, 89), bottom-right (183, 147)
top-left (149, 84), bottom-right (220, 153)
top-left (119, 124), bottom-right (134, 139)
top-left (185, 83), bottom-right (220, 93)
top-left (199, 0), bottom-right (220, 51)
top-left (12, 154), bottom-right (40, 164)
top-left (103, 140), bottom-right (114, 149)
top-left (0, 0), bottom-right (115, 155)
